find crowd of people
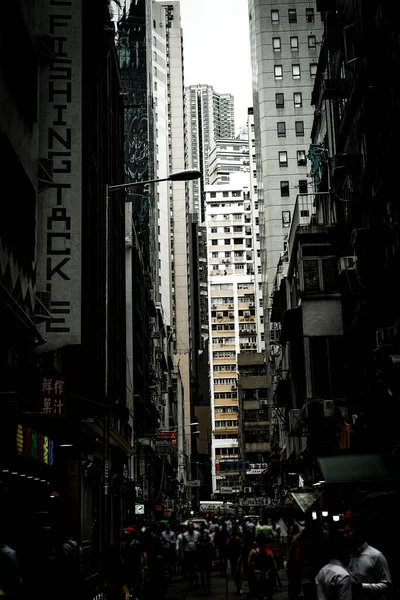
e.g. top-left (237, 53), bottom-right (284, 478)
top-left (1, 510), bottom-right (393, 600)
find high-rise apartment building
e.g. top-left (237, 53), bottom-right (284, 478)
top-left (205, 170), bottom-right (264, 495)
top-left (208, 131), bottom-right (250, 186)
top-left (248, 0), bottom-right (323, 296)
top-left (185, 85), bottom-right (235, 220)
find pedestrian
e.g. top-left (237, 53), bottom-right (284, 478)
top-left (0, 534), bottom-right (21, 600)
top-left (181, 521), bottom-right (201, 587)
top-left (197, 530), bottom-right (214, 595)
top-left (226, 522), bottom-right (244, 595)
top-left (55, 528), bottom-right (84, 600)
top-left (248, 532), bottom-right (278, 600)
top-left (161, 523), bottom-right (176, 579)
top-left (121, 526), bottom-right (144, 600)
top-left (344, 512), bottom-right (391, 599)
top-left (315, 529), bottom-right (352, 600)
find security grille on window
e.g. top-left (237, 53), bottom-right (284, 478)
top-left (294, 92), bottom-right (302, 107)
top-left (274, 65), bottom-right (283, 80)
top-left (277, 122), bottom-right (286, 137)
top-left (292, 64), bottom-right (301, 79)
top-left (290, 36), bottom-right (299, 50)
top-left (273, 37), bottom-right (281, 51)
top-left (271, 9), bottom-right (279, 23)
top-left (310, 63), bottom-right (318, 77)
top-left (279, 151), bottom-right (288, 167)
top-left (288, 8), bottom-right (297, 23)
top-left (295, 121), bottom-right (304, 137)
top-left (275, 93), bottom-right (284, 108)
top-left (306, 8), bottom-right (314, 22)
top-left (282, 211), bottom-right (291, 227)
top-left (280, 181), bottom-right (290, 197)
top-left (308, 35), bottom-right (317, 49)
top-left (297, 150), bottom-right (307, 166)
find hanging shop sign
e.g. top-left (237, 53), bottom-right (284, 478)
top-left (16, 424), bottom-right (54, 466)
top-left (40, 375), bottom-right (66, 418)
top-left (155, 431), bottom-right (177, 454)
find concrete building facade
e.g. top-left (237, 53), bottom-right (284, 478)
top-left (185, 85), bottom-right (235, 220)
top-left (248, 0), bottom-right (323, 296)
top-left (205, 172), bottom-right (264, 495)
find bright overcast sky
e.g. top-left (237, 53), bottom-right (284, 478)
top-left (179, 0), bottom-right (253, 134)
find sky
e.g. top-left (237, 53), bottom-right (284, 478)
top-left (179, 0), bottom-right (253, 134)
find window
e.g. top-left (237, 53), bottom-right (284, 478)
top-left (154, 66), bottom-right (157, 76)
top-left (274, 65), bottom-right (283, 80)
top-left (306, 7), bottom-right (314, 22)
top-left (277, 122), bottom-right (286, 137)
top-left (212, 239), bottom-right (218, 246)
top-left (279, 151), bottom-right (288, 167)
top-left (308, 35), bottom-right (317, 49)
top-left (292, 64), bottom-right (301, 79)
top-left (224, 239), bottom-right (230, 245)
top-left (288, 8), bottom-right (297, 23)
top-left (280, 181), bottom-right (290, 197)
top-left (271, 9), bottom-right (279, 23)
top-left (303, 256), bottom-right (339, 294)
top-left (310, 63), bottom-right (318, 77)
top-left (275, 93), bottom-right (284, 108)
top-left (211, 227), bottom-right (217, 233)
top-left (222, 191), bottom-right (229, 197)
top-left (298, 180), bottom-right (308, 194)
top-left (309, 336), bottom-right (345, 398)
top-left (212, 252), bottom-right (218, 258)
top-left (290, 36), bottom-right (299, 50)
top-left (282, 211), bottom-right (291, 227)
top-left (295, 121), bottom-right (304, 136)
top-left (294, 92), bottom-right (302, 107)
top-left (297, 150), bottom-right (307, 166)
top-left (210, 192), bottom-right (216, 198)
top-left (212, 265), bottom-right (219, 271)
top-left (273, 37), bottom-right (281, 51)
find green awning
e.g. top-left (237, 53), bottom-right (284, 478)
top-left (317, 453), bottom-right (400, 485)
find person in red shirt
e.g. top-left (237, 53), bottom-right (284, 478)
top-left (248, 532), bottom-right (278, 600)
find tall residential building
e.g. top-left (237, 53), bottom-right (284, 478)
top-left (248, 0), bottom-right (323, 296)
top-left (185, 85), bottom-right (235, 220)
top-left (208, 131), bottom-right (250, 186)
top-left (205, 172), bottom-right (264, 496)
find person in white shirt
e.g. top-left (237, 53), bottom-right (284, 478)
top-left (315, 530), bottom-right (352, 600)
top-left (344, 514), bottom-right (391, 599)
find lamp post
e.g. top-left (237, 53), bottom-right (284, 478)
top-left (102, 169), bottom-right (200, 553)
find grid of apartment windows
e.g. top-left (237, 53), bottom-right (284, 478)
top-left (271, 5), bottom-right (319, 229)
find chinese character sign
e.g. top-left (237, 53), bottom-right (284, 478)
top-left (40, 375), bottom-right (66, 418)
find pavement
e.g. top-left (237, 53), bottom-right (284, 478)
top-left (165, 569), bottom-right (289, 600)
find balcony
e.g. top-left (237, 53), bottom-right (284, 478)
top-left (288, 193), bottom-right (337, 264)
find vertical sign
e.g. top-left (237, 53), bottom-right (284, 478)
top-left (37, 0), bottom-right (82, 351)
top-left (40, 375), bottom-right (66, 418)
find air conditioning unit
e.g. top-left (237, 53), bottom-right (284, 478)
top-left (244, 487), bottom-right (252, 493)
top-left (376, 326), bottom-right (397, 348)
top-left (289, 409), bottom-right (301, 431)
top-left (339, 256), bottom-right (356, 274)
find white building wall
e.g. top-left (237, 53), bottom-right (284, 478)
top-left (206, 172), bottom-right (263, 494)
top-left (249, 0), bottom-right (323, 294)
top-left (152, 4), bottom-right (172, 325)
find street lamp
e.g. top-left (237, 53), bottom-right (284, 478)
top-left (102, 168), bottom-right (201, 553)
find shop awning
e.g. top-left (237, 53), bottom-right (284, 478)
top-left (291, 489), bottom-right (323, 513)
top-left (317, 453), bottom-right (400, 485)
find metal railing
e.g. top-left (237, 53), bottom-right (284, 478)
top-left (288, 192), bottom-right (337, 261)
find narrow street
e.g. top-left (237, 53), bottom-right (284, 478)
top-left (165, 570), bottom-right (289, 600)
